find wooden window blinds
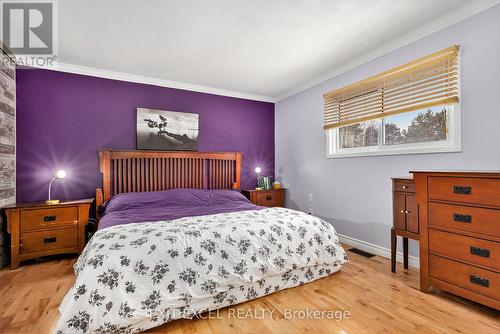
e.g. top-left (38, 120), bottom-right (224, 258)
top-left (323, 45), bottom-right (459, 130)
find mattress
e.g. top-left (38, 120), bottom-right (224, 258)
top-left (56, 190), bottom-right (347, 333)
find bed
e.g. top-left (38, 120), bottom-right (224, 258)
top-left (56, 150), bottom-right (347, 333)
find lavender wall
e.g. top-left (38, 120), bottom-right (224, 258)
top-left (16, 69), bottom-right (274, 202)
top-left (275, 5), bottom-right (500, 262)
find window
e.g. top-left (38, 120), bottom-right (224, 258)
top-left (327, 104), bottom-right (460, 157)
top-left (384, 106), bottom-right (447, 145)
top-left (324, 46), bottom-right (460, 158)
top-left (339, 119), bottom-right (379, 149)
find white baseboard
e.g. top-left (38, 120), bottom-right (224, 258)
top-left (338, 233), bottom-right (420, 269)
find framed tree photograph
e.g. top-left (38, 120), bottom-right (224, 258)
top-left (136, 108), bottom-right (199, 151)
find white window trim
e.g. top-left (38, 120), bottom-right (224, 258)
top-left (326, 104), bottom-right (461, 158)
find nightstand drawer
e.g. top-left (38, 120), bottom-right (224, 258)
top-left (255, 191), bottom-right (283, 207)
top-left (20, 228), bottom-right (78, 254)
top-left (242, 189), bottom-right (286, 208)
top-left (20, 207), bottom-right (78, 231)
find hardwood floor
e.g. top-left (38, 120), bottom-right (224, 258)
top-left (0, 245), bottom-right (498, 334)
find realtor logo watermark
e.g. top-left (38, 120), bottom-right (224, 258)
top-left (1, 0), bottom-right (57, 67)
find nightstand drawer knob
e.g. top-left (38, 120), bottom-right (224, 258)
top-left (470, 246), bottom-right (490, 258)
top-left (43, 215), bottom-right (57, 222)
top-left (266, 195), bottom-right (272, 201)
top-left (470, 275), bottom-right (489, 288)
top-left (453, 214), bottom-right (472, 223)
top-left (44, 237), bottom-right (57, 244)
top-left (453, 185), bottom-right (471, 195)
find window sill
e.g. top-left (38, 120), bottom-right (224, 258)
top-left (326, 143), bottom-right (462, 159)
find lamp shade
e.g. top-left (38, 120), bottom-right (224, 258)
top-left (54, 170), bottom-right (67, 179)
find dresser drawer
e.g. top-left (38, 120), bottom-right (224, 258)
top-left (20, 228), bottom-right (78, 255)
top-left (429, 255), bottom-right (499, 300)
top-left (255, 191), bottom-right (283, 207)
top-left (428, 177), bottom-right (500, 206)
top-left (429, 229), bottom-right (499, 271)
top-left (428, 202), bottom-right (499, 238)
top-left (20, 207), bottom-right (78, 231)
top-left (393, 179), bottom-right (415, 193)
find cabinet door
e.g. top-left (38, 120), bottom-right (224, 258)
top-left (394, 192), bottom-right (406, 230)
top-left (405, 194), bottom-right (419, 233)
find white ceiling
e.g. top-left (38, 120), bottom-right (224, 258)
top-left (56, 0), bottom-right (498, 101)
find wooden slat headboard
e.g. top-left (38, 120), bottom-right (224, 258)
top-left (95, 149), bottom-right (242, 209)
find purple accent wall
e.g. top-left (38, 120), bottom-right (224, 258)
top-left (15, 68), bottom-right (274, 203)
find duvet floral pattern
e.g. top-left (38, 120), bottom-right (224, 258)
top-left (57, 208), bottom-right (347, 333)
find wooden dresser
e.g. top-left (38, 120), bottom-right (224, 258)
top-left (413, 171), bottom-right (499, 310)
top-left (5, 199), bottom-right (93, 269)
top-left (242, 189), bottom-right (286, 207)
top-left (391, 177), bottom-right (418, 272)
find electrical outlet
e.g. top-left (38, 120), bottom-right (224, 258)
top-left (308, 193), bottom-right (313, 202)
top-left (308, 208), bottom-right (314, 215)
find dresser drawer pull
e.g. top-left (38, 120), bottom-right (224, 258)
top-left (266, 195), bottom-right (272, 201)
top-left (470, 246), bottom-right (490, 258)
top-left (470, 275), bottom-right (489, 288)
top-left (44, 237), bottom-right (57, 244)
top-left (43, 215), bottom-right (57, 222)
top-left (453, 185), bottom-right (471, 195)
top-left (453, 214), bottom-right (472, 223)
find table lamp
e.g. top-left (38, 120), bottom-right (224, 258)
top-left (46, 169), bottom-right (67, 204)
top-left (255, 166), bottom-right (262, 190)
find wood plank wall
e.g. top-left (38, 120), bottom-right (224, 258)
top-left (0, 46), bottom-right (16, 268)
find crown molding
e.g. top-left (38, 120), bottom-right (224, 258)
top-left (275, 0), bottom-right (500, 102)
top-left (40, 62), bottom-right (276, 103)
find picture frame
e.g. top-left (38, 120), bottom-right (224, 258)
top-left (136, 108), bottom-right (199, 151)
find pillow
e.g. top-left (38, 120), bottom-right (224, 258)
top-left (103, 189), bottom-right (212, 214)
top-left (209, 189), bottom-right (251, 205)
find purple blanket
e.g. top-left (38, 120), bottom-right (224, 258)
top-left (98, 189), bottom-right (262, 230)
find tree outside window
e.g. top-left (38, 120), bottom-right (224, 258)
top-left (331, 105), bottom-right (456, 157)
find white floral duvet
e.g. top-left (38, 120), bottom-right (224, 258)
top-left (57, 208), bottom-right (347, 333)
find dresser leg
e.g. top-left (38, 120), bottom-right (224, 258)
top-left (420, 277), bottom-right (430, 292)
top-left (391, 228), bottom-right (397, 273)
top-left (403, 237), bottom-right (409, 269)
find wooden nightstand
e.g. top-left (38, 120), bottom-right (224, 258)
top-left (4, 199), bottom-right (93, 269)
top-left (242, 189), bottom-right (286, 207)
